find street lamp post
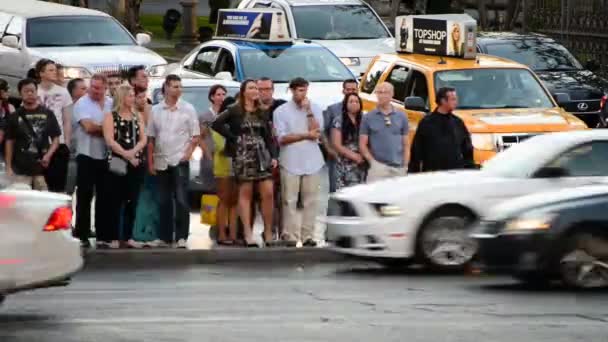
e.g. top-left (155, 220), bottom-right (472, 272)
top-left (176, 0), bottom-right (200, 53)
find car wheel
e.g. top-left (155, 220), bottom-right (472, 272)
top-left (417, 208), bottom-right (478, 272)
top-left (559, 233), bottom-right (608, 289)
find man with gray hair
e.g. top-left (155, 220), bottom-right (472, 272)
top-left (359, 82), bottom-right (409, 182)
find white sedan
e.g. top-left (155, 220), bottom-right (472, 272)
top-left (0, 175), bottom-right (83, 306)
top-left (326, 130), bottom-right (608, 270)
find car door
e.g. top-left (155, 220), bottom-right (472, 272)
top-left (0, 189), bottom-right (26, 291)
top-left (182, 45), bottom-right (221, 78)
top-left (0, 16), bottom-right (26, 96)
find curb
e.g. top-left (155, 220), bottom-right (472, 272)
top-left (83, 247), bottom-right (347, 268)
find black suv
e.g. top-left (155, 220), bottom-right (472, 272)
top-left (477, 32), bottom-right (608, 128)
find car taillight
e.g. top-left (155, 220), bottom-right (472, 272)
top-left (601, 95), bottom-right (607, 111)
top-left (43, 207), bottom-right (73, 232)
top-left (0, 194), bottom-right (16, 208)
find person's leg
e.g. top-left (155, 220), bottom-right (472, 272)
top-left (32, 175), bottom-right (48, 191)
top-left (157, 167), bottom-right (174, 244)
top-left (103, 171), bottom-right (123, 244)
top-left (94, 160), bottom-right (113, 244)
top-left (257, 179), bottom-right (274, 242)
top-left (123, 166), bottom-right (144, 243)
top-left (215, 177), bottom-right (230, 242)
top-left (227, 178), bottom-right (239, 242)
top-left (75, 155), bottom-right (94, 243)
top-left (45, 144), bottom-right (69, 193)
top-left (174, 162), bottom-right (190, 242)
top-left (238, 181), bottom-right (254, 244)
top-left (280, 168), bottom-right (301, 243)
top-left (315, 166), bottom-right (329, 243)
top-left (300, 171), bottom-right (321, 244)
top-left (366, 160), bottom-right (390, 183)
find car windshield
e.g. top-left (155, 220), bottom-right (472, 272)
top-left (152, 86), bottom-right (239, 113)
top-left (27, 16), bottom-right (135, 47)
top-left (484, 41), bottom-right (583, 71)
top-left (239, 47), bottom-right (353, 82)
top-left (482, 135), bottom-right (562, 178)
top-left (434, 68), bottom-right (555, 110)
top-left (291, 5), bottom-right (389, 40)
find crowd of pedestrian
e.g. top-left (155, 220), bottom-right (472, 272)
top-left (0, 61), bottom-right (476, 249)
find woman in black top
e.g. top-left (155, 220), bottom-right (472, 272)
top-left (212, 80), bottom-right (278, 247)
top-left (102, 84), bottom-right (148, 249)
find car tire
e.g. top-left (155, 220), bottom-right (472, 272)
top-left (512, 272), bottom-right (551, 288)
top-left (0, 295), bottom-right (5, 306)
top-left (558, 233), bottom-right (608, 289)
top-left (416, 207), bottom-right (478, 272)
top-left (376, 258), bottom-right (412, 269)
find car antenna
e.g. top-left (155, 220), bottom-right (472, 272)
top-left (438, 56), bottom-right (446, 65)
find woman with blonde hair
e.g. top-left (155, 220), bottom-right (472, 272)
top-left (102, 84), bottom-right (147, 249)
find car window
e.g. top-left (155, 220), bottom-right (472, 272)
top-left (405, 69), bottom-right (429, 105)
top-left (484, 41), bottom-right (582, 71)
top-left (253, 2), bottom-right (271, 8)
top-left (152, 86), bottom-right (239, 113)
top-left (26, 16), bottom-right (134, 47)
top-left (361, 60), bottom-right (390, 94)
top-left (192, 47), bottom-right (220, 76)
top-left (0, 14), bottom-right (12, 37)
top-left (5, 16), bottom-right (23, 38)
top-left (291, 5), bottom-right (389, 40)
top-left (215, 49), bottom-right (236, 77)
top-left (238, 46), bottom-right (353, 82)
top-left (434, 68), bottom-right (554, 110)
top-left (547, 142), bottom-right (608, 177)
top-left (386, 65), bottom-right (409, 102)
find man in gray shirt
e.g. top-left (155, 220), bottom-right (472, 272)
top-left (72, 74), bottom-right (113, 248)
top-left (359, 82), bottom-right (409, 182)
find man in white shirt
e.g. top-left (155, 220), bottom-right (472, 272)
top-left (147, 75), bottom-right (200, 248)
top-left (274, 78), bottom-right (326, 247)
top-left (37, 59), bottom-right (72, 193)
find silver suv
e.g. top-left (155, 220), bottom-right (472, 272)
top-left (0, 1), bottom-right (166, 98)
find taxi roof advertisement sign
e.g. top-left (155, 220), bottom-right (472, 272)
top-left (395, 14), bottom-right (477, 59)
top-left (215, 9), bottom-right (291, 43)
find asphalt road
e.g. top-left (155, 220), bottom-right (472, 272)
top-left (1, 263), bottom-right (607, 342)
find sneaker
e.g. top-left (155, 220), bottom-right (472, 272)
top-left (109, 240), bottom-right (120, 249)
top-left (303, 239), bottom-right (317, 247)
top-left (283, 240), bottom-right (298, 247)
top-left (127, 240), bottom-right (143, 249)
top-left (145, 239), bottom-right (162, 248)
top-left (155, 240), bottom-right (171, 248)
top-left (95, 241), bottom-right (109, 249)
top-left (176, 239), bottom-right (188, 249)
top-left (80, 240), bottom-right (92, 249)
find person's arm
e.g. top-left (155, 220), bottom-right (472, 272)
top-left (331, 128), bottom-right (362, 163)
top-left (5, 139), bottom-right (14, 177)
top-left (275, 108), bottom-right (315, 146)
top-left (79, 119), bottom-right (103, 137)
top-left (42, 136), bottom-right (60, 168)
top-left (408, 120), bottom-right (424, 173)
top-left (460, 120), bottom-right (475, 169)
top-left (181, 106), bottom-right (201, 162)
top-left (102, 112), bottom-right (134, 160)
top-left (134, 117), bottom-right (148, 156)
top-left (401, 117), bottom-right (409, 170)
top-left (42, 112), bottom-right (61, 168)
top-left (358, 115), bottom-right (374, 163)
top-left (147, 137), bottom-right (156, 175)
top-left (211, 108), bottom-right (236, 140)
top-left (62, 106), bottom-right (72, 147)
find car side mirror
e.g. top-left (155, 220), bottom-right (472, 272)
top-left (215, 71), bottom-right (233, 80)
top-left (1, 36), bottom-right (19, 49)
top-left (534, 166), bottom-right (569, 178)
top-left (404, 96), bottom-right (427, 112)
top-left (553, 93), bottom-right (570, 106)
top-left (585, 59), bottom-right (599, 72)
top-left (136, 33), bottom-right (151, 46)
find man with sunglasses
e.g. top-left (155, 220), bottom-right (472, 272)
top-left (359, 82), bottom-right (409, 183)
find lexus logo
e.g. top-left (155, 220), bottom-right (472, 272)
top-left (577, 102), bottom-right (590, 111)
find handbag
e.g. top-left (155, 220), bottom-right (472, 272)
top-left (247, 121), bottom-right (271, 172)
top-left (108, 113), bottom-right (137, 176)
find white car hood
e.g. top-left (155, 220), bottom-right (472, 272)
top-left (29, 46), bottom-right (167, 69)
top-left (335, 170), bottom-right (498, 203)
top-left (311, 38), bottom-right (394, 58)
top-left (273, 82), bottom-right (344, 110)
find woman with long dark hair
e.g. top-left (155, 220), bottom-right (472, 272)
top-left (331, 93), bottom-right (366, 189)
top-left (212, 80), bottom-right (277, 247)
top-left (0, 79), bottom-right (15, 163)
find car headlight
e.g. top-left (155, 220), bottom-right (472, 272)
top-left (503, 212), bottom-right (557, 234)
top-left (191, 146), bottom-right (203, 161)
top-left (372, 203), bottom-right (402, 217)
top-left (340, 57), bottom-right (361, 67)
top-left (148, 64), bottom-right (169, 77)
top-left (471, 133), bottom-right (496, 151)
top-left (63, 66), bottom-right (92, 79)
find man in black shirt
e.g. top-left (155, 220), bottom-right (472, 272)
top-left (409, 87), bottom-right (475, 173)
top-left (5, 78), bottom-right (61, 190)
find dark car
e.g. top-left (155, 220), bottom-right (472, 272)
top-left (477, 32), bottom-right (608, 128)
top-left (472, 184), bottom-right (608, 289)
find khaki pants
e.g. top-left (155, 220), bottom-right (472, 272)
top-left (281, 167), bottom-right (321, 242)
top-left (367, 160), bottom-right (407, 183)
top-left (11, 174), bottom-right (48, 191)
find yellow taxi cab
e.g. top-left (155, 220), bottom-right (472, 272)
top-left (360, 14), bottom-right (587, 165)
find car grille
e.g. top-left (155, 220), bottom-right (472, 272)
top-left (495, 133), bottom-right (536, 151)
top-left (88, 64), bottom-right (143, 76)
top-left (562, 100), bottom-right (602, 114)
top-left (328, 198), bottom-right (358, 217)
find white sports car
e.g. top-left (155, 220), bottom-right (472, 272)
top-left (326, 130), bottom-right (608, 270)
top-left (0, 175), bottom-right (83, 306)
